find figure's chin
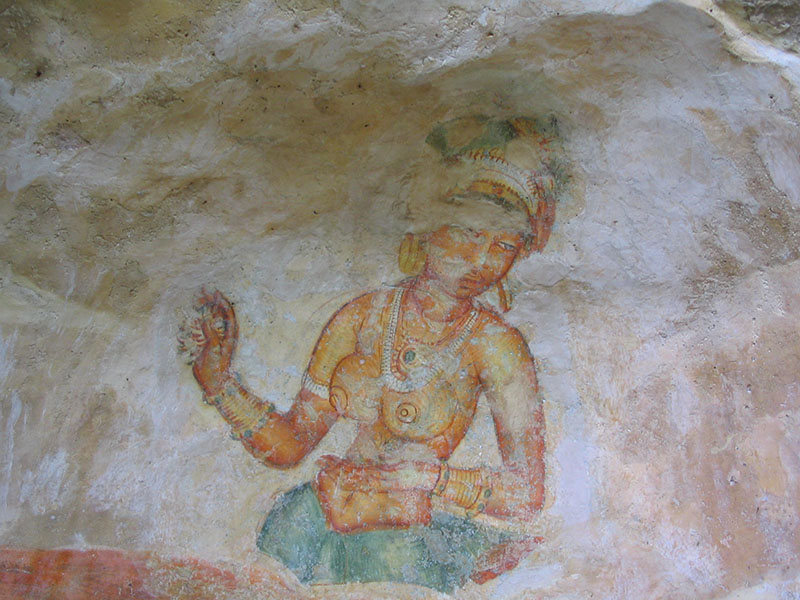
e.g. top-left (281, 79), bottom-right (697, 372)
top-left (455, 283), bottom-right (487, 298)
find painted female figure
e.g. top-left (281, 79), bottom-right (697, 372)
top-left (182, 116), bottom-right (565, 593)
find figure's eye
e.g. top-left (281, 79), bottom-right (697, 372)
top-left (497, 241), bottom-right (517, 251)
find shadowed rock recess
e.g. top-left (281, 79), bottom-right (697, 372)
top-left (1, 1), bottom-right (799, 598)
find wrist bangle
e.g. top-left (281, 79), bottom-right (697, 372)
top-left (465, 486), bottom-right (493, 518)
top-left (433, 466), bottom-right (493, 517)
top-left (301, 371), bottom-right (330, 400)
top-left (433, 463), bottom-right (450, 496)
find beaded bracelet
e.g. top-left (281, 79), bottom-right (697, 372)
top-left (433, 463), bottom-right (450, 495)
top-left (229, 406), bottom-right (276, 440)
top-left (202, 373), bottom-right (276, 439)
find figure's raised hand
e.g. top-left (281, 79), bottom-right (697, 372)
top-left (179, 289), bottom-right (239, 395)
top-left (195, 288), bottom-right (238, 351)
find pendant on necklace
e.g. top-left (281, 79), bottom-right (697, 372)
top-left (382, 288), bottom-right (479, 393)
top-left (397, 344), bottom-right (438, 378)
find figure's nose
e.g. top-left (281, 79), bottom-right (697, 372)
top-left (476, 244), bottom-right (495, 272)
top-left (480, 245), bottom-right (507, 278)
top-left (474, 240), bottom-right (489, 262)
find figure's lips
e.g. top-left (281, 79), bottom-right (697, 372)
top-left (457, 274), bottom-right (490, 292)
top-left (461, 272), bottom-right (487, 284)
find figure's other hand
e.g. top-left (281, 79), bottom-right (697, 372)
top-left (315, 455), bottom-right (373, 492)
top-left (315, 455), bottom-right (437, 493)
top-left (313, 455), bottom-right (434, 532)
top-left (372, 460), bottom-right (439, 492)
top-left (179, 289), bottom-right (239, 395)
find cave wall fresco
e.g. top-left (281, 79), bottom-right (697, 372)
top-left (1, 1), bottom-right (800, 598)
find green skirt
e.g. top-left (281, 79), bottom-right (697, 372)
top-left (256, 483), bottom-right (513, 593)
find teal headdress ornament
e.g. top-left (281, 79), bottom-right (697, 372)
top-left (426, 115), bottom-right (569, 253)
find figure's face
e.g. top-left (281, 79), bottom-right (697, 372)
top-left (424, 225), bottom-right (524, 299)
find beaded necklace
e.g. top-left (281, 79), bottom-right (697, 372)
top-left (380, 287), bottom-right (479, 393)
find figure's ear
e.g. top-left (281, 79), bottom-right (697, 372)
top-left (398, 233), bottom-right (428, 275)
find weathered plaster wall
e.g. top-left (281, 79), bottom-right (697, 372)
top-left (1, 1), bottom-right (799, 598)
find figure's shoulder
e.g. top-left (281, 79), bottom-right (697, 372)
top-left (471, 305), bottom-right (531, 355)
top-left (339, 286), bottom-right (394, 313)
top-left (473, 304), bottom-right (524, 338)
top-left (470, 306), bottom-right (535, 384)
top-left (326, 286), bottom-right (396, 327)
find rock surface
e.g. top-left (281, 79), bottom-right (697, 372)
top-left (717, 0), bottom-right (800, 53)
top-left (1, 0), bottom-right (799, 598)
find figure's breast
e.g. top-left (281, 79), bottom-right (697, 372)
top-left (329, 351), bottom-right (480, 442)
top-left (379, 371), bottom-right (477, 441)
top-left (327, 288), bottom-right (486, 449)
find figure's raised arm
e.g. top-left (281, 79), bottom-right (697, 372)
top-left (181, 290), bottom-right (368, 468)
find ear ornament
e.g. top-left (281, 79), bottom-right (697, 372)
top-left (398, 233), bottom-right (427, 276)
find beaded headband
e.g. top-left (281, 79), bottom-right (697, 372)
top-left (426, 116), bottom-right (567, 252)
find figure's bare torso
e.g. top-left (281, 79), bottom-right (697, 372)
top-left (325, 288), bottom-right (492, 465)
top-left (189, 280), bottom-right (544, 535)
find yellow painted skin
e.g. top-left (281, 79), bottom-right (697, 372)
top-left (190, 224), bottom-right (545, 534)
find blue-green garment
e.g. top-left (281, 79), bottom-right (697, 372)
top-left (257, 483), bottom-right (514, 593)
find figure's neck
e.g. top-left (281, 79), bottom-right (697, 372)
top-left (407, 274), bottom-right (471, 324)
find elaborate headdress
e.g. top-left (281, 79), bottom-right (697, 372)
top-left (399, 116), bottom-right (568, 311)
top-left (425, 115), bottom-right (568, 253)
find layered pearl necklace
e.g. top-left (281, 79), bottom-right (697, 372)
top-left (380, 287), bottom-right (479, 393)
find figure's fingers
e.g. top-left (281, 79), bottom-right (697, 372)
top-left (195, 287), bottom-right (216, 311)
top-left (213, 293), bottom-right (238, 346)
top-left (205, 292), bottom-right (220, 309)
top-left (193, 290), bottom-right (223, 328)
top-left (372, 469), bottom-right (393, 487)
top-left (197, 309), bottom-right (221, 341)
top-left (198, 290), bottom-right (224, 318)
top-left (379, 461), bottom-right (403, 472)
top-left (211, 317), bottom-right (226, 335)
top-left (214, 291), bottom-right (236, 321)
